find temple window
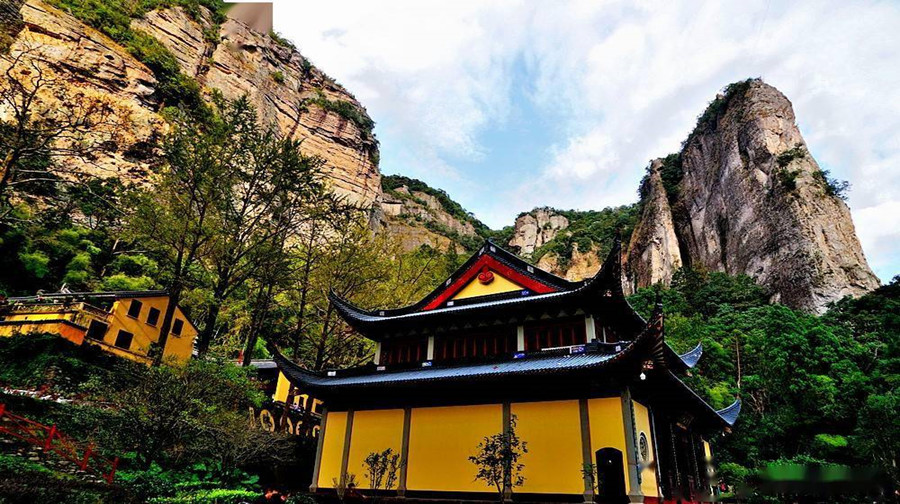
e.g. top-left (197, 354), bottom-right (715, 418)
top-left (524, 317), bottom-right (586, 351)
top-left (432, 328), bottom-right (516, 361)
top-left (114, 330), bottom-right (134, 350)
top-left (380, 336), bottom-right (428, 365)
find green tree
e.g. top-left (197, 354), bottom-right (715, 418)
top-left (469, 414), bottom-right (527, 502)
top-left (127, 100), bottom-right (235, 365)
top-left (192, 97), bottom-right (333, 357)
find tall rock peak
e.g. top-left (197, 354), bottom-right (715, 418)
top-left (624, 157), bottom-right (684, 293)
top-left (626, 79), bottom-right (880, 312)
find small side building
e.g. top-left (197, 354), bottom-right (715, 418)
top-left (274, 240), bottom-right (740, 503)
top-left (0, 290), bottom-right (197, 364)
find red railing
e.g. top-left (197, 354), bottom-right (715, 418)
top-left (0, 403), bottom-right (118, 483)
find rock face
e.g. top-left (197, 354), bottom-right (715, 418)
top-left (625, 79), bottom-right (880, 312)
top-left (623, 159), bottom-right (683, 290)
top-left (7, 1), bottom-right (165, 182)
top-left (509, 208), bottom-right (569, 255)
top-left (135, 7), bottom-right (381, 205)
top-left (5, 0), bottom-right (380, 205)
top-left (536, 244), bottom-right (602, 281)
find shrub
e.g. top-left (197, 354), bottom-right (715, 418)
top-left (271, 71), bottom-right (286, 84)
top-left (148, 488), bottom-right (260, 504)
top-left (775, 168), bottom-right (800, 193)
top-left (813, 169), bottom-right (850, 201)
top-left (269, 30), bottom-right (296, 51)
top-left (776, 145), bottom-right (806, 167)
top-left (308, 91), bottom-right (375, 140)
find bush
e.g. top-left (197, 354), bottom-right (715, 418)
top-left (148, 489), bottom-right (260, 504)
top-left (269, 30), bottom-right (296, 51)
top-left (776, 145), bottom-right (806, 167)
top-left (0, 453), bottom-right (132, 503)
top-left (0, 333), bottom-right (131, 393)
top-left (813, 169), bottom-right (850, 201)
top-left (775, 168), bottom-right (799, 193)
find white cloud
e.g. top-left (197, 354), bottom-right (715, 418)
top-left (274, 0), bottom-right (900, 278)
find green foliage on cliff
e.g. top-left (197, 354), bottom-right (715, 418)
top-left (629, 271), bottom-right (900, 492)
top-left (382, 174), bottom-right (493, 251)
top-left (308, 90), bottom-right (376, 140)
top-left (686, 78), bottom-right (757, 146)
top-left (814, 168), bottom-right (851, 201)
top-left (638, 153), bottom-right (683, 205)
top-left (529, 205), bottom-right (641, 268)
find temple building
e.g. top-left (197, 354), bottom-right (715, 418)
top-left (274, 240), bottom-right (740, 503)
top-left (0, 290), bottom-right (197, 364)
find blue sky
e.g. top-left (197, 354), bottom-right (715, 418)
top-left (272, 0), bottom-right (900, 282)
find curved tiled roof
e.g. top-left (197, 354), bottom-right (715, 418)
top-left (334, 239), bottom-right (580, 319)
top-left (274, 349), bottom-right (620, 388)
top-left (329, 238), bottom-right (642, 337)
top-left (273, 305), bottom-right (740, 428)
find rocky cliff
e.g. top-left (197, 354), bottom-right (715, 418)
top-left (625, 79), bottom-right (880, 312)
top-left (5, 0), bottom-right (380, 205)
top-left (506, 206), bottom-right (638, 281)
top-left (508, 208), bottom-right (569, 256)
top-left (379, 175), bottom-right (484, 252)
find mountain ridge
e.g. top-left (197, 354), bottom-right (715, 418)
top-left (2, 1), bottom-right (880, 312)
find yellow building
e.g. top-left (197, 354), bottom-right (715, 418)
top-left (274, 240), bottom-right (740, 503)
top-left (0, 290), bottom-right (197, 364)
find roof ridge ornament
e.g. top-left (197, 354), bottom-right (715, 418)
top-left (477, 266), bottom-right (494, 285)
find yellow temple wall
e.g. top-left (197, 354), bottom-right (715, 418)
top-left (406, 404), bottom-right (501, 492)
top-left (632, 400), bottom-right (659, 497)
top-left (317, 411), bottom-right (348, 488)
top-left (452, 273), bottom-right (522, 300)
top-left (315, 398), bottom-right (642, 496)
top-left (511, 400), bottom-right (584, 494)
top-left (587, 397), bottom-right (631, 491)
top-left (347, 409), bottom-right (405, 489)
